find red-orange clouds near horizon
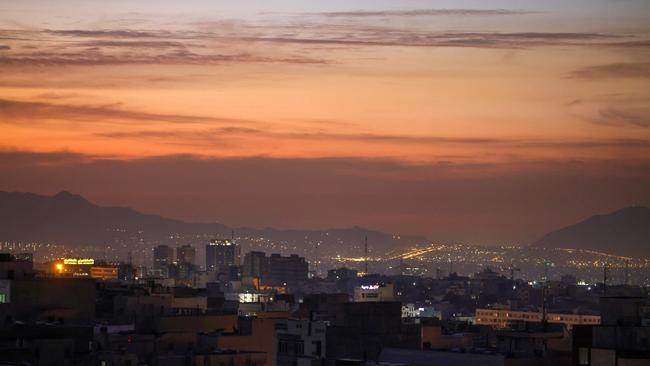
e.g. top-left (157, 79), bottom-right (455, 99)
top-left (1, 1), bottom-right (649, 243)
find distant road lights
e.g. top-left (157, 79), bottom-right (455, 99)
top-left (55, 263), bottom-right (64, 272)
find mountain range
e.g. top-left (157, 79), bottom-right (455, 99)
top-left (0, 191), bottom-right (425, 253)
top-left (1, 191), bottom-right (648, 258)
top-left (532, 206), bottom-right (650, 258)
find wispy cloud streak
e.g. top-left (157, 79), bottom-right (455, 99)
top-left (568, 62), bottom-right (650, 80)
top-left (0, 98), bottom-right (257, 125)
top-left (307, 9), bottom-right (539, 17)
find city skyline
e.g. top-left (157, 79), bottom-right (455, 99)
top-left (2, 3), bottom-right (650, 366)
top-left (1, 0), bottom-right (649, 244)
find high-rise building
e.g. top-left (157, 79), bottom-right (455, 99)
top-left (206, 239), bottom-right (240, 272)
top-left (118, 263), bottom-right (135, 281)
top-left (153, 245), bottom-right (174, 277)
top-left (177, 244), bottom-right (196, 265)
top-left (175, 244), bottom-right (197, 284)
top-left (268, 254), bottom-right (308, 286)
top-left (327, 267), bottom-right (358, 281)
top-left (243, 251), bottom-right (269, 278)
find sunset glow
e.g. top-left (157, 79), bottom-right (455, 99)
top-left (1, 1), bottom-right (649, 243)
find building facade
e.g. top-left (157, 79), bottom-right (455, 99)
top-left (354, 283), bottom-right (397, 302)
top-left (206, 239), bottom-right (240, 272)
top-left (475, 308), bottom-right (600, 329)
top-left (176, 245), bottom-right (196, 265)
top-left (153, 245), bottom-right (174, 277)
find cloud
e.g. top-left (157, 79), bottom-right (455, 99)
top-left (78, 40), bottom-right (192, 49)
top-left (597, 40), bottom-right (650, 48)
top-left (0, 98), bottom-right (257, 125)
top-left (0, 26), bottom-right (634, 71)
top-left (0, 28), bottom-right (327, 67)
top-left (568, 62), bottom-right (650, 80)
top-left (31, 92), bottom-right (83, 100)
top-left (568, 95), bottom-right (650, 128)
top-left (237, 31), bottom-right (620, 49)
top-left (45, 29), bottom-right (162, 38)
top-left (0, 150), bottom-right (97, 166)
top-left (96, 127), bottom-right (506, 146)
top-left (0, 50), bottom-right (326, 67)
top-left (94, 125), bottom-right (650, 151)
top-left (309, 9), bottom-right (538, 17)
top-left (598, 107), bottom-right (650, 128)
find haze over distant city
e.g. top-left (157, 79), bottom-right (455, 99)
top-left (2, 3), bottom-right (650, 365)
top-left (1, 0), bottom-right (649, 244)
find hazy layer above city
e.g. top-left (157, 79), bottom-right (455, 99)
top-left (1, 0), bottom-right (649, 244)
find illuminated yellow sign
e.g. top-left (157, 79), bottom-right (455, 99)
top-left (63, 258), bottom-right (95, 265)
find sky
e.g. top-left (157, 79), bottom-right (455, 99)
top-left (1, 0), bottom-right (649, 244)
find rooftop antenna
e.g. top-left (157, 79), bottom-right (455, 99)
top-left (364, 236), bottom-right (368, 275)
top-left (128, 251), bottom-right (133, 266)
top-left (231, 230), bottom-right (235, 240)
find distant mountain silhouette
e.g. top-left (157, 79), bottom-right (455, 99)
top-left (0, 191), bottom-right (425, 252)
top-left (0, 190), bottom-right (225, 245)
top-left (532, 206), bottom-right (650, 257)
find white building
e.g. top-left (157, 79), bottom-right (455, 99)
top-left (354, 283), bottom-right (396, 302)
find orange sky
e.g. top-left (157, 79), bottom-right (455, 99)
top-left (1, 1), bottom-right (649, 243)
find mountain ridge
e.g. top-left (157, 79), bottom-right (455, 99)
top-left (0, 190), bottom-right (426, 253)
top-left (532, 206), bottom-right (650, 258)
